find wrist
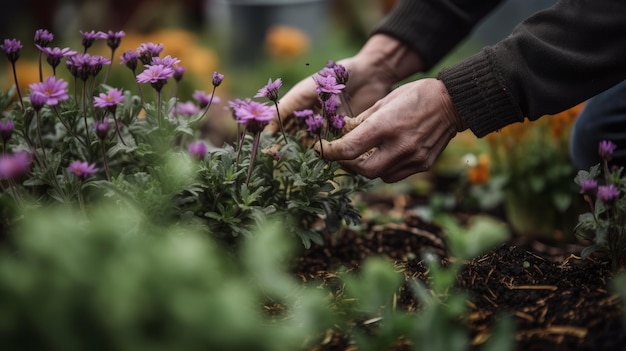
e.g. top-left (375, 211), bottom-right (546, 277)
top-left (354, 34), bottom-right (425, 86)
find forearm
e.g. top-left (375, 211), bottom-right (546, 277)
top-left (439, 0), bottom-right (626, 137)
top-left (372, 0), bottom-right (504, 70)
top-left (352, 34), bottom-right (424, 85)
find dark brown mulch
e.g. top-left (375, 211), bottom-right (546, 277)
top-left (288, 196), bottom-right (626, 351)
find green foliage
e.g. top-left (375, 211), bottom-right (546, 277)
top-left (574, 161), bottom-right (626, 270)
top-left (335, 215), bottom-right (512, 351)
top-left (0, 202), bottom-right (334, 351)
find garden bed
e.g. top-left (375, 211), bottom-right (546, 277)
top-left (289, 191), bottom-right (626, 351)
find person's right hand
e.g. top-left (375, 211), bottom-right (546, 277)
top-left (266, 34), bottom-right (425, 133)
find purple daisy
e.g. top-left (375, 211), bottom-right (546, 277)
top-left (0, 119), bottom-right (14, 142)
top-left (151, 55), bottom-right (181, 68)
top-left (37, 46), bottom-right (77, 69)
top-left (173, 66), bottom-right (185, 82)
top-left (599, 140), bottom-right (617, 161)
top-left (0, 151), bottom-right (32, 180)
top-left (232, 100), bottom-right (275, 124)
top-left (68, 160), bottom-right (98, 180)
top-left (306, 114), bottom-right (325, 134)
top-left (1, 39), bottom-right (22, 62)
top-left (193, 90), bottom-right (212, 109)
top-left (94, 88), bottom-right (124, 110)
top-left (255, 78), bottom-right (282, 102)
top-left (29, 76), bottom-right (69, 106)
top-left (579, 179), bottom-right (598, 195)
top-left (293, 109), bottom-right (314, 119)
top-left (188, 141), bottom-right (208, 160)
top-left (105, 30), bottom-right (125, 51)
top-left (137, 42), bottom-right (164, 65)
top-left (120, 49), bottom-right (139, 71)
top-left (29, 91), bottom-right (48, 110)
top-left (212, 71), bottom-right (224, 87)
top-left (93, 119), bottom-right (110, 140)
top-left (80, 30), bottom-right (107, 51)
top-left (34, 29), bottom-right (54, 47)
top-left (313, 74), bottom-right (345, 101)
top-left (330, 114), bottom-right (346, 130)
top-left (173, 101), bottom-right (200, 117)
top-left (597, 184), bottom-right (621, 203)
top-left (136, 64), bottom-right (175, 83)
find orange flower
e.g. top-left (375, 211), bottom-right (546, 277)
top-left (467, 153), bottom-right (490, 185)
top-left (265, 25), bottom-right (311, 58)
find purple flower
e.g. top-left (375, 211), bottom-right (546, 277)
top-left (68, 160), bottom-right (98, 180)
top-left (29, 76), bottom-right (69, 106)
top-left (34, 29), bottom-right (54, 47)
top-left (173, 101), bottom-right (200, 117)
top-left (332, 63), bottom-right (349, 85)
top-left (0, 151), bottom-right (32, 179)
top-left (94, 88), bottom-right (124, 110)
top-left (188, 141), bottom-right (208, 160)
top-left (212, 71), bottom-right (224, 87)
top-left (306, 114), bottom-right (325, 134)
top-left (93, 119), bottom-right (110, 140)
top-left (330, 114), bottom-right (346, 130)
top-left (1, 39), bottom-right (22, 63)
top-left (597, 184), bottom-right (621, 203)
top-left (80, 30), bottom-right (107, 50)
top-left (599, 140), bottom-right (617, 161)
top-left (151, 55), bottom-right (180, 68)
top-left (66, 53), bottom-right (111, 80)
top-left (105, 30), bottom-right (125, 51)
top-left (232, 100), bottom-right (275, 124)
top-left (313, 74), bottom-right (345, 101)
top-left (0, 119), bottom-right (14, 142)
top-left (579, 179), bottom-right (598, 195)
top-left (322, 95), bottom-right (338, 116)
top-left (29, 91), bottom-right (48, 110)
top-left (137, 42), bottom-right (164, 65)
top-left (293, 109), bottom-right (314, 119)
top-left (193, 90), bottom-right (212, 109)
top-left (120, 50), bottom-right (139, 71)
top-left (173, 66), bottom-right (185, 82)
top-left (37, 46), bottom-right (77, 69)
top-left (255, 78), bottom-right (282, 102)
top-left (137, 64), bottom-right (174, 83)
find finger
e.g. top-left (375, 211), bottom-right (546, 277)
top-left (343, 103), bottom-right (378, 133)
top-left (314, 121), bottom-right (382, 161)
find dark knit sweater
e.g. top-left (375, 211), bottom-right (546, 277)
top-left (372, 0), bottom-right (626, 137)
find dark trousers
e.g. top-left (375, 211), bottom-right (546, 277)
top-left (569, 80), bottom-right (626, 170)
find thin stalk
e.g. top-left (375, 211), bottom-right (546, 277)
top-left (82, 79), bottom-right (90, 141)
top-left (38, 51), bottom-right (43, 82)
top-left (100, 139), bottom-right (111, 181)
top-left (10, 62), bottom-right (24, 111)
top-left (35, 110), bottom-right (48, 164)
top-left (339, 91), bottom-right (354, 117)
top-left (273, 101), bottom-right (288, 143)
top-left (245, 131), bottom-right (261, 186)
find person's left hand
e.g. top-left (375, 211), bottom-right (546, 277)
top-left (315, 78), bottom-right (467, 182)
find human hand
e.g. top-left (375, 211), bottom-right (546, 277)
top-left (266, 34), bottom-right (424, 133)
top-left (315, 78), bottom-right (467, 183)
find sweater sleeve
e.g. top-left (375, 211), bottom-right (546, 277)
top-left (438, 0), bottom-right (626, 137)
top-left (371, 0), bottom-right (504, 71)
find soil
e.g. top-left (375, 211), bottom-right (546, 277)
top-left (285, 189), bottom-right (626, 351)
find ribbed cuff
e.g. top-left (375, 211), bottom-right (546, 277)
top-left (437, 48), bottom-right (524, 137)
